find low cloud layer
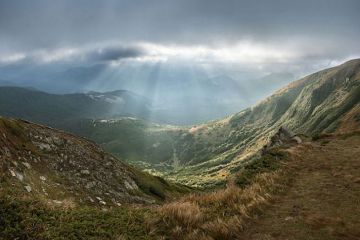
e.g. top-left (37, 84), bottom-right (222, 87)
top-left (0, 45), bottom-right (146, 65)
top-left (86, 46), bottom-right (145, 62)
top-left (0, 0), bottom-right (359, 77)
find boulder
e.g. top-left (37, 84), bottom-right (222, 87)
top-left (262, 126), bottom-right (302, 154)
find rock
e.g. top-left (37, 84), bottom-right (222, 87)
top-left (293, 136), bottom-right (302, 144)
top-left (37, 143), bottom-right (52, 151)
top-left (124, 179), bottom-right (139, 190)
top-left (22, 162), bottom-right (31, 169)
top-left (15, 172), bottom-right (24, 181)
top-left (81, 169), bottom-right (90, 175)
top-left (24, 185), bottom-right (32, 192)
top-left (261, 126), bottom-right (301, 155)
top-left (4, 147), bottom-right (11, 157)
top-left (52, 137), bottom-right (64, 146)
top-left (9, 169), bottom-right (16, 177)
top-left (85, 181), bottom-right (96, 189)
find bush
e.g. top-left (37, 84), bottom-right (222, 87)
top-left (235, 150), bottom-right (286, 188)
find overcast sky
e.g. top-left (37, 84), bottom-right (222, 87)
top-left (0, 0), bottom-right (359, 73)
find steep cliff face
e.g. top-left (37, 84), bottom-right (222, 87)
top-left (0, 117), bottom-right (185, 207)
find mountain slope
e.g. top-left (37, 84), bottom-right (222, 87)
top-left (238, 132), bottom-right (360, 239)
top-left (0, 87), bottom-right (150, 128)
top-left (150, 131), bottom-right (360, 240)
top-left (0, 61), bottom-right (294, 125)
top-left (1, 59), bottom-right (359, 188)
top-left (63, 59), bottom-right (360, 187)
top-left (0, 117), bottom-right (186, 207)
top-left (172, 59), bottom-right (360, 186)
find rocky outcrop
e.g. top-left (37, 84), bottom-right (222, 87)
top-left (0, 117), bottom-right (175, 207)
top-left (261, 126), bottom-right (302, 155)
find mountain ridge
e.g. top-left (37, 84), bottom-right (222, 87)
top-left (1, 59), bottom-right (359, 239)
top-left (1, 59), bottom-right (359, 188)
top-left (62, 59), bottom-right (360, 187)
top-left (0, 117), bottom-right (187, 208)
top-left (0, 86), bottom-right (151, 128)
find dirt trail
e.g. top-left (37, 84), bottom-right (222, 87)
top-left (239, 135), bottom-right (360, 240)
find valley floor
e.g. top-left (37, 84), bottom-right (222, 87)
top-left (238, 133), bottom-right (360, 240)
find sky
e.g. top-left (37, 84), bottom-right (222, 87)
top-left (0, 0), bottom-right (359, 73)
top-left (0, 0), bottom-right (359, 124)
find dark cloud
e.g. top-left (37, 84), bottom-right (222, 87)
top-left (1, 0), bottom-right (359, 48)
top-left (0, 45), bottom-right (146, 66)
top-left (0, 0), bottom-right (359, 69)
top-left (85, 46), bottom-right (145, 62)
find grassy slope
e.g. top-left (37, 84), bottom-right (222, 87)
top-left (64, 59), bottom-right (360, 188)
top-left (0, 117), bottom-right (192, 240)
top-left (149, 131), bottom-right (360, 240)
top-left (238, 132), bottom-right (360, 240)
top-left (0, 137), bottom-right (290, 240)
top-left (1, 124), bottom-right (359, 239)
top-left (0, 195), bottom-right (155, 240)
top-left (0, 117), bottom-right (189, 206)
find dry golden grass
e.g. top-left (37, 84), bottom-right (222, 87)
top-left (152, 170), bottom-right (287, 240)
top-left (151, 133), bottom-right (360, 239)
top-left (236, 134), bottom-right (360, 239)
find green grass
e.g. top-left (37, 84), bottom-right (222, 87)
top-left (235, 148), bottom-right (287, 188)
top-left (0, 195), bottom-right (155, 240)
top-left (130, 166), bottom-right (191, 200)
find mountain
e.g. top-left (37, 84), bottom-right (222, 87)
top-left (61, 59), bottom-right (360, 187)
top-left (0, 117), bottom-right (187, 206)
top-left (0, 87), bottom-right (151, 128)
top-left (3, 118), bottom-right (358, 239)
top-left (1, 59), bottom-right (359, 188)
top-left (1, 60), bottom-right (359, 240)
top-left (0, 79), bottom-right (18, 87)
top-left (0, 61), bottom-right (294, 125)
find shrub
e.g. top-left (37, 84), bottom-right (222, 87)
top-left (235, 150), bottom-right (285, 188)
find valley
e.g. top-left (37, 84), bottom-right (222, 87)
top-left (1, 1), bottom-right (359, 239)
top-left (40, 59), bottom-right (360, 188)
top-left (0, 59), bottom-right (359, 239)
top-left (2, 120), bottom-right (359, 239)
